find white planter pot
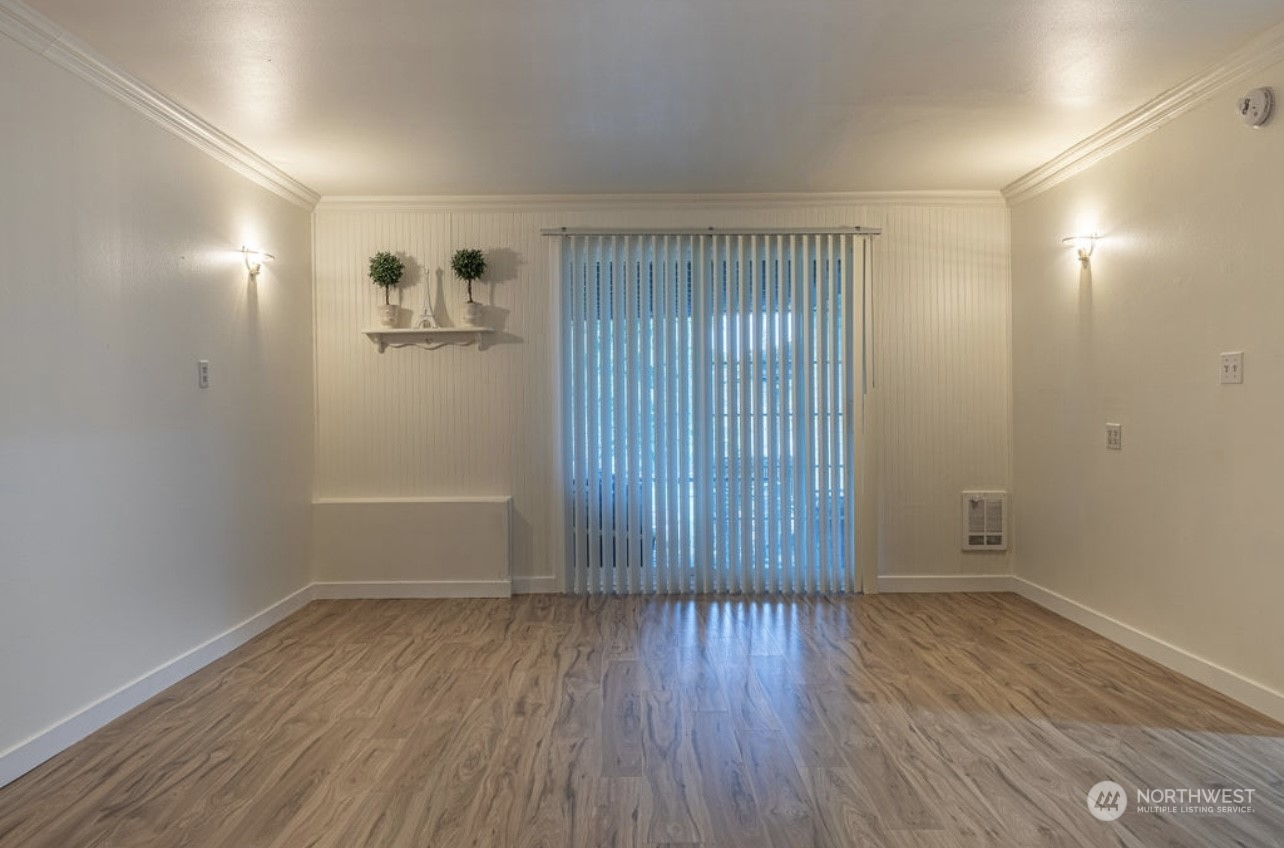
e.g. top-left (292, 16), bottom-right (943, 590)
top-left (463, 301), bottom-right (486, 327)
top-left (378, 304), bottom-right (398, 328)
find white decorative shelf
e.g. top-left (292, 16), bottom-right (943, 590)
top-left (364, 327), bottom-right (493, 352)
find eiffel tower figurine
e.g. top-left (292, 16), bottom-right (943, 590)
top-left (416, 290), bottom-right (439, 329)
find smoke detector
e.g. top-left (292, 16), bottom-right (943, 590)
top-left (1238, 87), bottom-right (1274, 128)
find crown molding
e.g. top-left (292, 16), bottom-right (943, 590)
top-left (1003, 20), bottom-right (1284, 207)
top-left (0, 0), bottom-right (320, 210)
top-left (315, 190), bottom-right (1006, 213)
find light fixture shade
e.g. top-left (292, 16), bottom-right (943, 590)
top-left (1062, 234), bottom-right (1098, 263)
top-left (242, 246), bottom-right (275, 276)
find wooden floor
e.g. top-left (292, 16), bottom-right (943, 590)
top-left (1, 594), bottom-right (1281, 847)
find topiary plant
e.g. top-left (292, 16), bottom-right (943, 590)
top-left (450, 248), bottom-right (487, 303)
top-left (368, 251), bottom-right (405, 304)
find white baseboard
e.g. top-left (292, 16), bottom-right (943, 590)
top-left (513, 575), bottom-right (560, 594)
top-left (0, 583), bottom-right (315, 789)
top-left (1011, 577), bottom-right (1284, 725)
top-left (875, 572), bottom-right (1284, 723)
top-left (8, 573), bottom-right (1278, 793)
top-left (0, 577), bottom-right (514, 788)
top-left (312, 580), bottom-right (513, 599)
top-left (877, 574), bottom-right (1016, 593)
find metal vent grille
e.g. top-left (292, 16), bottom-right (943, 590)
top-left (962, 491), bottom-right (1007, 551)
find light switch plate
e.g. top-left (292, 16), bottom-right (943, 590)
top-left (1105, 423), bottom-right (1122, 451)
top-left (1220, 352), bottom-right (1243, 385)
top-left (198, 359), bottom-right (210, 389)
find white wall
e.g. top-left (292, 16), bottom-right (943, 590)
top-left (1011, 61), bottom-right (1284, 697)
top-left (314, 199), bottom-right (1011, 585)
top-left (0, 32), bottom-right (314, 760)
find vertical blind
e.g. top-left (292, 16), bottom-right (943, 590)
top-left (560, 232), bottom-right (862, 594)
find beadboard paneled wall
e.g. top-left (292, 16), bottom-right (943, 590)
top-left (313, 198), bottom-right (1011, 585)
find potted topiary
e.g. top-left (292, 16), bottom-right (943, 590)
top-left (450, 248), bottom-right (487, 326)
top-left (369, 251), bottom-right (405, 327)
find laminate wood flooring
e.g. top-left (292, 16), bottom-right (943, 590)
top-left (1, 593), bottom-right (1281, 847)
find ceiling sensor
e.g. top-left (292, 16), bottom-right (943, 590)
top-left (1238, 87), bottom-right (1274, 128)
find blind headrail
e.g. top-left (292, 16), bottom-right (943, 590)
top-left (541, 226), bottom-right (881, 236)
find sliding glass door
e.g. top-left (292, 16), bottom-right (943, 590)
top-left (559, 232), bottom-right (863, 595)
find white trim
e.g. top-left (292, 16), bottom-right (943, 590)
top-left (0, 584), bottom-right (314, 789)
top-left (856, 240), bottom-right (879, 594)
top-left (876, 572), bottom-right (1284, 722)
top-left (1011, 577), bottom-right (1284, 725)
top-left (316, 190), bottom-right (1006, 213)
top-left (540, 226), bottom-right (881, 236)
top-left (513, 575), bottom-right (560, 595)
top-left (312, 580), bottom-right (513, 599)
top-left (1003, 20), bottom-right (1284, 206)
top-left (877, 574), bottom-right (1016, 593)
top-left (548, 236), bottom-right (570, 596)
top-left (312, 495), bottom-right (512, 505)
top-left (0, 0), bottom-right (319, 210)
top-left (5, 574), bottom-right (1281, 791)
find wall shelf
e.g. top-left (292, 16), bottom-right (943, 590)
top-left (363, 328), bottom-right (492, 352)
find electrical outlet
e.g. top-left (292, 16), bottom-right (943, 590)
top-left (1220, 352), bottom-right (1243, 384)
top-left (197, 359), bottom-right (210, 389)
top-left (1105, 423), bottom-right (1122, 451)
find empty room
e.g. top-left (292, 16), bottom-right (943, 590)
top-left (2, 0), bottom-right (1283, 845)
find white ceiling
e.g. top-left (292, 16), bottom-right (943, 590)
top-left (23, 0), bottom-right (1284, 196)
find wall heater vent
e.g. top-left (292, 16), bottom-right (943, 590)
top-left (962, 491), bottom-right (1007, 551)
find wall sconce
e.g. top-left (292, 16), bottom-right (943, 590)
top-left (242, 246), bottom-right (275, 278)
top-left (1062, 234), bottom-right (1099, 266)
